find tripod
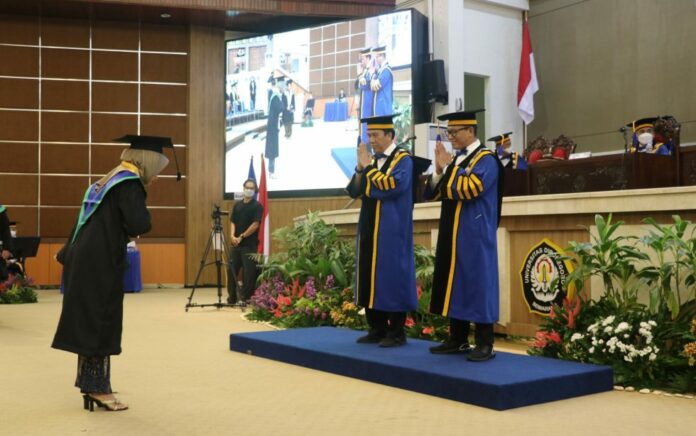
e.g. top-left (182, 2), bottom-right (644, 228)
top-left (185, 206), bottom-right (238, 311)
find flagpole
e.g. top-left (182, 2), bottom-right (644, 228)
top-left (522, 10), bottom-right (527, 153)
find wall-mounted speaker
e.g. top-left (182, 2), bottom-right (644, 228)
top-left (423, 60), bottom-right (447, 104)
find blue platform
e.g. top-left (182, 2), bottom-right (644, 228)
top-left (331, 147), bottom-right (358, 179)
top-left (229, 327), bottom-right (613, 410)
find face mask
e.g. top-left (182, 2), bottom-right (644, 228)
top-left (637, 133), bottom-right (653, 145)
top-left (243, 189), bottom-right (255, 198)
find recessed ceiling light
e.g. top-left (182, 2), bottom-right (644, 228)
top-left (160, 13), bottom-right (171, 19)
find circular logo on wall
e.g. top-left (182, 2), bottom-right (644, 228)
top-left (519, 238), bottom-right (575, 316)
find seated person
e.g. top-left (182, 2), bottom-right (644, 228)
top-left (488, 132), bottom-right (528, 170)
top-left (627, 117), bottom-right (670, 155)
top-left (337, 88), bottom-right (346, 102)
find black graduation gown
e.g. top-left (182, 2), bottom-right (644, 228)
top-left (0, 209), bottom-right (13, 254)
top-left (52, 180), bottom-right (151, 357)
top-left (265, 93), bottom-right (284, 160)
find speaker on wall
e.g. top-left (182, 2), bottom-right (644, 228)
top-left (424, 59), bottom-right (447, 104)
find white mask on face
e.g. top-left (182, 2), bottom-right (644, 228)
top-left (243, 188), bottom-right (255, 198)
top-left (638, 133), bottom-right (653, 146)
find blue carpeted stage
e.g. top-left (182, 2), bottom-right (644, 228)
top-left (229, 327), bottom-right (613, 410)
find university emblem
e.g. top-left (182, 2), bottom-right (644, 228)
top-left (520, 238), bottom-right (574, 316)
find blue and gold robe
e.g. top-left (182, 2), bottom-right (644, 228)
top-left (425, 146), bottom-right (503, 323)
top-left (371, 64), bottom-right (393, 117)
top-left (347, 148), bottom-right (417, 312)
top-left (358, 70), bottom-right (373, 144)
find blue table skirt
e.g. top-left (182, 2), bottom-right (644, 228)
top-left (323, 101), bottom-right (349, 122)
top-left (60, 249), bottom-right (142, 293)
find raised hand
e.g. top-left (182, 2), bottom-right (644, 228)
top-left (434, 141), bottom-right (452, 174)
top-left (357, 142), bottom-right (373, 170)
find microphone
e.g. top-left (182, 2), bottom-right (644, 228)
top-left (397, 136), bottom-right (417, 147)
top-left (618, 126), bottom-right (627, 133)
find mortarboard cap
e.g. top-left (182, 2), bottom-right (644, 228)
top-left (437, 109), bottom-right (485, 126)
top-left (371, 45), bottom-right (387, 54)
top-left (114, 134), bottom-right (181, 181)
top-left (360, 47), bottom-right (371, 55)
top-left (360, 114), bottom-right (398, 129)
top-left (487, 132), bottom-right (513, 144)
top-left (626, 117), bottom-right (657, 133)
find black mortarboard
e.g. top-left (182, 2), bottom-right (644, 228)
top-left (371, 46), bottom-right (387, 54)
top-left (487, 132), bottom-right (513, 144)
top-left (114, 134), bottom-right (181, 181)
top-left (360, 47), bottom-right (371, 55)
top-left (360, 114), bottom-right (398, 129)
top-left (286, 78), bottom-right (293, 85)
top-left (9, 221), bottom-right (18, 226)
top-left (626, 117), bottom-right (657, 132)
top-left (437, 109), bottom-right (485, 126)
top-left (267, 76), bottom-right (276, 84)
top-left (412, 155), bottom-right (432, 174)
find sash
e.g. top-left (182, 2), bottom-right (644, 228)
top-left (71, 169), bottom-right (141, 243)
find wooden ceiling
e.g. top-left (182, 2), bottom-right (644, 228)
top-left (0, 0), bottom-right (395, 33)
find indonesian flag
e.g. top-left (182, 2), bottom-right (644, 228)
top-left (258, 154), bottom-right (270, 259)
top-left (517, 18), bottom-right (539, 125)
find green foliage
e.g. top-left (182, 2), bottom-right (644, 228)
top-left (0, 274), bottom-right (38, 304)
top-left (530, 215), bottom-right (696, 393)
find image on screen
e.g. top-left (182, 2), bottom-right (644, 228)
top-left (224, 10), bottom-right (417, 198)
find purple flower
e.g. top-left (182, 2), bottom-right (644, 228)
top-left (325, 274), bottom-right (335, 289)
top-left (305, 277), bottom-right (317, 299)
top-left (321, 312), bottom-right (327, 320)
top-left (250, 281), bottom-right (278, 311)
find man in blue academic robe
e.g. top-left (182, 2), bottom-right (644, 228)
top-left (346, 114), bottom-right (417, 348)
top-left (488, 132), bottom-right (528, 170)
top-left (627, 117), bottom-right (671, 155)
top-left (370, 46), bottom-right (393, 117)
top-left (357, 48), bottom-right (374, 144)
top-left (425, 109), bottom-right (504, 361)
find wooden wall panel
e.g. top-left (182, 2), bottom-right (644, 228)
top-left (0, 110), bottom-right (39, 141)
top-left (92, 20), bottom-right (139, 50)
top-left (0, 175), bottom-right (38, 204)
top-left (149, 208), bottom-right (185, 238)
top-left (90, 145), bottom-right (127, 173)
top-left (42, 18), bottom-right (90, 47)
top-left (141, 23), bottom-right (188, 52)
top-left (39, 207), bottom-right (80, 237)
top-left (8, 207), bottom-right (39, 238)
top-left (141, 53), bottom-right (188, 83)
top-left (0, 46), bottom-right (39, 76)
top-left (0, 78), bottom-right (38, 108)
top-left (0, 14), bottom-right (39, 44)
top-left (140, 114), bottom-right (187, 144)
top-left (161, 146), bottom-right (187, 176)
top-left (186, 25), bottom-right (225, 285)
top-left (92, 50), bottom-right (138, 81)
top-left (146, 178), bottom-right (186, 207)
top-left (40, 144), bottom-right (89, 174)
top-left (41, 112), bottom-right (89, 142)
top-left (141, 84), bottom-right (188, 114)
top-left (42, 80), bottom-right (89, 111)
top-left (0, 143), bottom-right (38, 173)
top-left (92, 82), bottom-right (138, 112)
top-left (91, 113), bottom-right (138, 143)
top-left (41, 48), bottom-right (89, 79)
top-left (40, 176), bottom-right (90, 206)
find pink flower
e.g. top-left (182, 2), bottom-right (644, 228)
top-left (422, 327), bottom-right (434, 335)
top-left (405, 317), bottom-right (415, 328)
top-left (533, 331), bottom-right (548, 348)
top-left (549, 331), bottom-right (561, 344)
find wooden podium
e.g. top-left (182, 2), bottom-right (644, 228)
top-left (502, 149), bottom-right (696, 197)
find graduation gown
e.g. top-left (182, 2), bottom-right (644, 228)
top-left (347, 148), bottom-right (417, 312)
top-left (52, 173), bottom-right (151, 357)
top-left (371, 64), bottom-right (393, 116)
top-left (265, 93), bottom-right (284, 159)
top-left (0, 205), bottom-right (13, 254)
top-left (425, 146), bottom-right (503, 323)
top-left (499, 151), bottom-right (528, 170)
top-left (359, 70), bottom-right (374, 143)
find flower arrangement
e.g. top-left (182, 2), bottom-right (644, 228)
top-left (0, 273), bottom-right (38, 304)
top-left (529, 214), bottom-right (696, 393)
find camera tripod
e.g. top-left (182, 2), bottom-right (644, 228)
top-left (185, 206), bottom-right (240, 311)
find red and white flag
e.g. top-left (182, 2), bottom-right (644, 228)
top-left (258, 155), bottom-right (270, 259)
top-left (517, 17), bottom-right (539, 125)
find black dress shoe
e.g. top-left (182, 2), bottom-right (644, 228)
top-left (429, 340), bottom-right (472, 354)
top-left (467, 345), bottom-right (496, 362)
top-left (378, 335), bottom-right (406, 348)
top-left (356, 330), bottom-right (385, 344)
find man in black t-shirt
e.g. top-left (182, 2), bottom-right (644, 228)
top-left (227, 179), bottom-right (264, 304)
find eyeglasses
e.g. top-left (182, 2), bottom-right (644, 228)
top-left (446, 128), bottom-right (466, 137)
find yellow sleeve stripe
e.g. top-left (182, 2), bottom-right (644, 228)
top-left (376, 174), bottom-right (387, 190)
top-left (456, 175), bottom-right (464, 199)
top-left (468, 177), bottom-right (479, 197)
top-left (388, 176), bottom-right (396, 189)
top-left (462, 176), bottom-right (472, 200)
top-left (470, 173), bottom-right (483, 192)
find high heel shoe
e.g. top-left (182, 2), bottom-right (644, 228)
top-left (82, 394), bottom-right (129, 412)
